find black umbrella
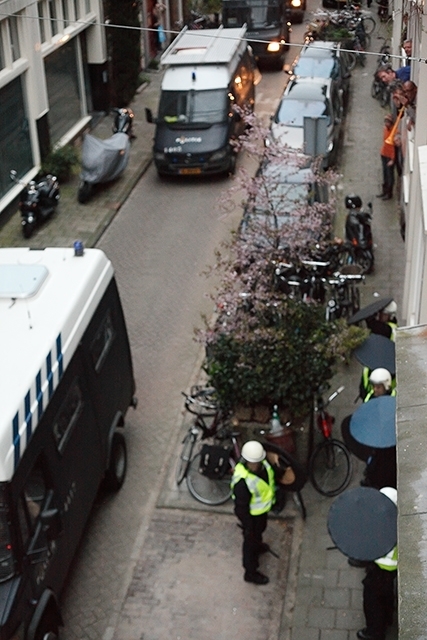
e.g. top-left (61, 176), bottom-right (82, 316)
top-left (328, 486), bottom-right (397, 560)
top-left (354, 334), bottom-right (396, 375)
top-left (349, 395), bottom-right (396, 448)
top-left (348, 297), bottom-right (394, 324)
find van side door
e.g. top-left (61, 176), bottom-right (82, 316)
top-left (17, 458), bottom-right (60, 594)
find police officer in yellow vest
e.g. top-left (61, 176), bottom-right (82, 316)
top-left (358, 487), bottom-right (398, 640)
top-left (365, 300), bottom-right (398, 341)
top-left (231, 441), bottom-right (276, 585)
top-left (364, 368), bottom-right (396, 402)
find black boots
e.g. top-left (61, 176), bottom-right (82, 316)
top-left (244, 570), bottom-right (269, 585)
top-left (376, 185), bottom-right (393, 200)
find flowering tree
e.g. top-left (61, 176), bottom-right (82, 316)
top-left (197, 114), bottom-right (367, 417)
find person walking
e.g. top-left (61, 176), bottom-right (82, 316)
top-left (377, 114), bottom-right (395, 200)
top-left (357, 487), bottom-right (398, 640)
top-left (231, 441), bottom-right (276, 585)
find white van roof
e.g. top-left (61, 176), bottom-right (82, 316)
top-left (160, 26), bottom-right (248, 67)
top-left (0, 247), bottom-right (114, 482)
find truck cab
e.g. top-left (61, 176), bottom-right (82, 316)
top-left (222, 0), bottom-right (295, 68)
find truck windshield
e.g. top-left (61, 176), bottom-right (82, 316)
top-left (222, 0), bottom-right (281, 29)
top-left (158, 89), bottom-right (228, 125)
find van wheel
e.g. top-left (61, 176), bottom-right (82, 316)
top-left (227, 154), bottom-right (237, 176)
top-left (35, 620), bottom-right (59, 640)
top-left (104, 432), bottom-right (127, 492)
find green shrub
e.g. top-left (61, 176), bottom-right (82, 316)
top-left (202, 302), bottom-right (368, 417)
top-left (41, 145), bottom-right (79, 182)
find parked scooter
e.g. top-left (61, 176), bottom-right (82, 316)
top-left (112, 107), bottom-right (135, 137)
top-left (343, 194), bottom-right (374, 274)
top-left (10, 169), bottom-right (60, 239)
top-left (78, 108), bottom-right (134, 204)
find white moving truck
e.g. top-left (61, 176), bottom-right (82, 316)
top-left (0, 246), bottom-right (136, 639)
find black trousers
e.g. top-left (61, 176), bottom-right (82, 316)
top-left (362, 564), bottom-right (396, 638)
top-left (241, 512), bottom-right (268, 574)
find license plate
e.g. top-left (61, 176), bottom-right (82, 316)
top-left (179, 167), bottom-right (202, 175)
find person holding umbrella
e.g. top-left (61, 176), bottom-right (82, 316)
top-left (357, 487), bottom-right (398, 640)
top-left (348, 395), bottom-right (397, 490)
top-left (365, 300), bottom-right (398, 341)
top-left (364, 368), bottom-right (396, 402)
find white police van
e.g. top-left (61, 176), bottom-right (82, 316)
top-left (0, 246), bottom-right (136, 639)
top-left (146, 25), bottom-right (256, 176)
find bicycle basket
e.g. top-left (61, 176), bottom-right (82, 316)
top-left (198, 444), bottom-right (231, 479)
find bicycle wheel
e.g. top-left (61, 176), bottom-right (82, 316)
top-left (344, 51), bottom-right (357, 72)
top-left (185, 386), bottom-right (219, 416)
top-left (175, 431), bottom-right (197, 485)
top-left (337, 246), bottom-right (354, 269)
top-left (186, 452), bottom-right (233, 505)
top-left (371, 79), bottom-right (381, 100)
top-left (309, 439), bottom-right (352, 497)
top-left (351, 284), bottom-right (361, 315)
top-left (355, 249), bottom-right (374, 274)
top-left (362, 16), bottom-right (376, 34)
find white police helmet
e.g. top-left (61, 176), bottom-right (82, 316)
top-left (369, 368), bottom-right (392, 391)
top-left (241, 441), bottom-right (266, 463)
top-left (380, 486), bottom-right (397, 505)
top-left (383, 300), bottom-right (397, 315)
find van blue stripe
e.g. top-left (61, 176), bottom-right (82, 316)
top-left (13, 413), bottom-right (20, 471)
top-left (57, 334), bottom-right (63, 379)
top-left (12, 332), bottom-right (63, 470)
top-left (47, 352), bottom-right (53, 398)
top-left (25, 391), bottom-right (32, 442)
top-left (36, 371), bottom-right (43, 419)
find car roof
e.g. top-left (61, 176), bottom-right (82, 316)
top-left (283, 77), bottom-right (332, 100)
top-left (259, 159), bottom-right (315, 183)
top-left (292, 57), bottom-right (337, 79)
top-left (299, 41), bottom-right (339, 59)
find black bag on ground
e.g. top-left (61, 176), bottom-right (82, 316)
top-left (198, 444), bottom-right (231, 479)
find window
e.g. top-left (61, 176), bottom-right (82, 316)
top-left (90, 310), bottom-right (115, 372)
top-left (48, 0), bottom-right (58, 36)
top-left (73, 0), bottom-right (80, 20)
top-left (17, 462), bottom-right (47, 545)
top-left (85, 0), bottom-right (91, 14)
top-left (52, 378), bottom-right (83, 452)
top-left (0, 487), bottom-right (14, 582)
top-left (0, 77), bottom-right (33, 199)
top-left (62, 0), bottom-right (69, 27)
top-left (0, 29), bottom-right (5, 70)
top-left (38, 1), bottom-right (46, 43)
top-left (44, 37), bottom-right (82, 143)
top-left (8, 16), bottom-right (20, 62)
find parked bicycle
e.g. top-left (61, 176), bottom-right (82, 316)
top-left (177, 388), bottom-right (308, 513)
top-left (325, 265), bottom-right (364, 321)
top-left (371, 40), bottom-right (392, 107)
top-left (175, 386), bottom-right (222, 486)
top-left (308, 385), bottom-right (352, 496)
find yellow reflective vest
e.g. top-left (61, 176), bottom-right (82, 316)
top-left (375, 545), bottom-right (398, 572)
top-left (231, 461), bottom-right (275, 515)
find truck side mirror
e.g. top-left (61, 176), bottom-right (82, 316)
top-left (40, 507), bottom-right (63, 541)
top-left (145, 107), bottom-right (154, 124)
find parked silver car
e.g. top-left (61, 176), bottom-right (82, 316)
top-left (290, 41), bottom-right (351, 111)
top-left (270, 76), bottom-right (343, 167)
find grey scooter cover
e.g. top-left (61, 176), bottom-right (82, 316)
top-left (80, 132), bottom-right (131, 184)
